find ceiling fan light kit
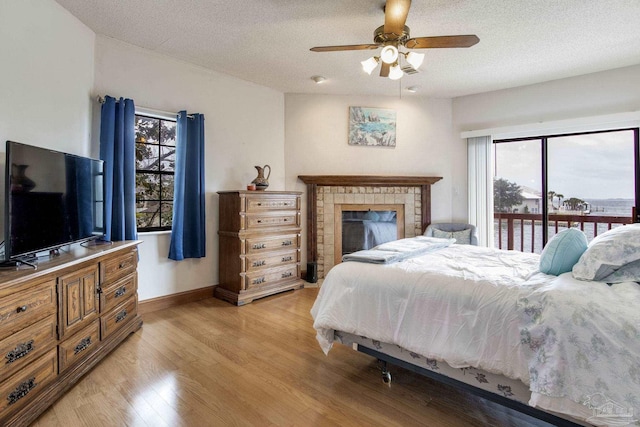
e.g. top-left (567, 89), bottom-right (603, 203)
top-left (361, 56), bottom-right (380, 75)
top-left (380, 45), bottom-right (399, 64)
top-left (388, 64), bottom-right (403, 80)
top-left (404, 51), bottom-right (424, 69)
top-left (310, 0), bottom-right (479, 81)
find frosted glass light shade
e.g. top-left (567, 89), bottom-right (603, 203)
top-left (405, 51), bottom-right (425, 69)
top-left (380, 45), bottom-right (399, 64)
top-left (389, 64), bottom-right (403, 80)
top-left (361, 56), bottom-right (379, 75)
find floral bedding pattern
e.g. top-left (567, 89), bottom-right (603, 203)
top-left (518, 274), bottom-right (640, 426)
top-left (334, 332), bottom-right (532, 404)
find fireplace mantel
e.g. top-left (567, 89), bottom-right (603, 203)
top-left (298, 175), bottom-right (442, 187)
top-left (298, 175), bottom-right (442, 282)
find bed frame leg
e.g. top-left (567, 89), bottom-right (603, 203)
top-left (378, 359), bottom-right (392, 386)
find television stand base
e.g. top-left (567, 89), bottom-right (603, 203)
top-left (0, 258), bottom-right (37, 270)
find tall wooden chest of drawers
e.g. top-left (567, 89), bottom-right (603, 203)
top-left (216, 191), bottom-right (304, 305)
top-left (0, 241), bottom-right (141, 427)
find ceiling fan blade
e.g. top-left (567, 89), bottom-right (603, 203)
top-left (405, 35), bottom-right (480, 49)
top-left (310, 44), bottom-right (379, 52)
top-left (379, 62), bottom-right (390, 77)
top-left (384, 0), bottom-right (411, 39)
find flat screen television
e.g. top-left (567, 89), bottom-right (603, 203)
top-left (3, 141), bottom-right (105, 262)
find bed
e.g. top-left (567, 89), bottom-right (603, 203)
top-left (311, 225), bottom-right (640, 427)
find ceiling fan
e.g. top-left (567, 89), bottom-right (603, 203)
top-left (310, 0), bottom-right (479, 80)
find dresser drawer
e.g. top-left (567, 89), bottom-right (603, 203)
top-left (0, 280), bottom-right (56, 341)
top-left (101, 249), bottom-right (137, 285)
top-left (0, 347), bottom-right (57, 416)
top-left (58, 319), bottom-right (100, 373)
top-left (100, 273), bottom-right (137, 313)
top-left (0, 315), bottom-right (56, 383)
top-left (244, 265), bottom-right (299, 290)
top-left (246, 196), bottom-right (298, 212)
top-left (245, 212), bottom-right (299, 229)
top-left (245, 234), bottom-right (300, 254)
top-left (101, 295), bottom-right (137, 340)
top-left (245, 250), bottom-right (299, 273)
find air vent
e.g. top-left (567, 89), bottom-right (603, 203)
top-left (401, 65), bottom-right (420, 75)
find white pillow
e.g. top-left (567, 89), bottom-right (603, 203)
top-left (572, 224), bottom-right (640, 281)
top-left (599, 259), bottom-right (640, 283)
top-left (539, 228), bottom-right (588, 276)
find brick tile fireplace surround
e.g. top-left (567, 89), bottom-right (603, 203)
top-left (298, 175), bottom-right (442, 281)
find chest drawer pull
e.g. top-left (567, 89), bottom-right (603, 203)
top-left (7, 377), bottom-right (37, 405)
top-left (16, 305), bottom-right (28, 313)
top-left (252, 277), bottom-right (266, 285)
top-left (6, 340), bottom-right (34, 364)
top-left (282, 240), bottom-right (292, 246)
top-left (281, 272), bottom-right (293, 279)
top-left (114, 286), bottom-right (127, 298)
top-left (252, 260), bottom-right (266, 267)
top-left (115, 310), bottom-right (128, 324)
top-left (252, 243), bottom-right (266, 250)
top-left (74, 337), bottom-right (92, 355)
top-left (281, 256), bottom-right (293, 262)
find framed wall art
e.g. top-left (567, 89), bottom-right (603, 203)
top-left (348, 106), bottom-right (396, 147)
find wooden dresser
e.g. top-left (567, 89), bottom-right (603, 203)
top-left (0, 241), bottom-right (142, 427)
top-left (216, 191), bottom-right (304, 305)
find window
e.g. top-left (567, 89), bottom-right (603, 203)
top-left (493, 128), bottom-right (639, 253)
top-left (134, 114), bottom-right (176, 232)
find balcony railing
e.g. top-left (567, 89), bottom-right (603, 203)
top-left (494, 212), bottom-right (634, 253)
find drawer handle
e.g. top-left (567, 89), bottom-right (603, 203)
top-left (283, 218), bottom-right (288, 222)
top-left (282, 241), bottom-right (292, 246)
top-left (252, 260), bottom-right (266, 267)
top-left (252, 277), bottom-right (265, 285)
top-left (281, 272), bottom-right (293, 279)
top-left (252, 243), bottom-right (267, 250)
top-left (257, 202), bottom-right (262, 206)
top-left (74, 337), bottom-right (92, 354)
top-left (119, 262), bottom-right (128, 269)
top-left (7, 377), bottom-right (37, 405)
top-left (5, 340), bottom-right (34, 364)
top-left (114, 286), bottom-right (127, 298)
top-left (16, 305), bottom-right (27, 313)
top-left (115, 309), bottom-right (128, 323)
top-left (282, 256), bottom-right (292, 262)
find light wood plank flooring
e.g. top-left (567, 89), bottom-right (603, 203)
top-left (33, 288), bottom-right (553, 426)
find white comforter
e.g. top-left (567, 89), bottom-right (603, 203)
top-left (311, 244), bottom-right (640, 426)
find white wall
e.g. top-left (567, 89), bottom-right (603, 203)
top-left (0, 0), bottom-right (95, 245)
top-left (94, 36), bottom-right (286, 301)
top-left (284, 94), bottom-right (461, 267)
top-left (452, 64), bottom-right (640, 217)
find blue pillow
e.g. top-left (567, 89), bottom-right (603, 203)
top-left (539, 228), bottom-right (588, 276)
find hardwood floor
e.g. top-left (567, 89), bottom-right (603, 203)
top-left (32, 288), bottom-right (552, 426)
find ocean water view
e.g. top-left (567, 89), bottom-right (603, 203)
top-left (583, 198), bottom-right (635, 216)
top-left (494, 199), bottom-right (635, 253)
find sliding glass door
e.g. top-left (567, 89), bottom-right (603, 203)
top-left (494, 128), bottom-right (639, 253)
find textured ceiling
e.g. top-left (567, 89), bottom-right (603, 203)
top-left (55, 0), bottom-right (640, 98)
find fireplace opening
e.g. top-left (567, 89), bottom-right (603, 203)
top-left (335, 204), bottom-right (405, 265)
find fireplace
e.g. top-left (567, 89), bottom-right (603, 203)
top-left (298, 175), bottom-right (442, 281)
top-left (335, 204), bottom-right (404, 265)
